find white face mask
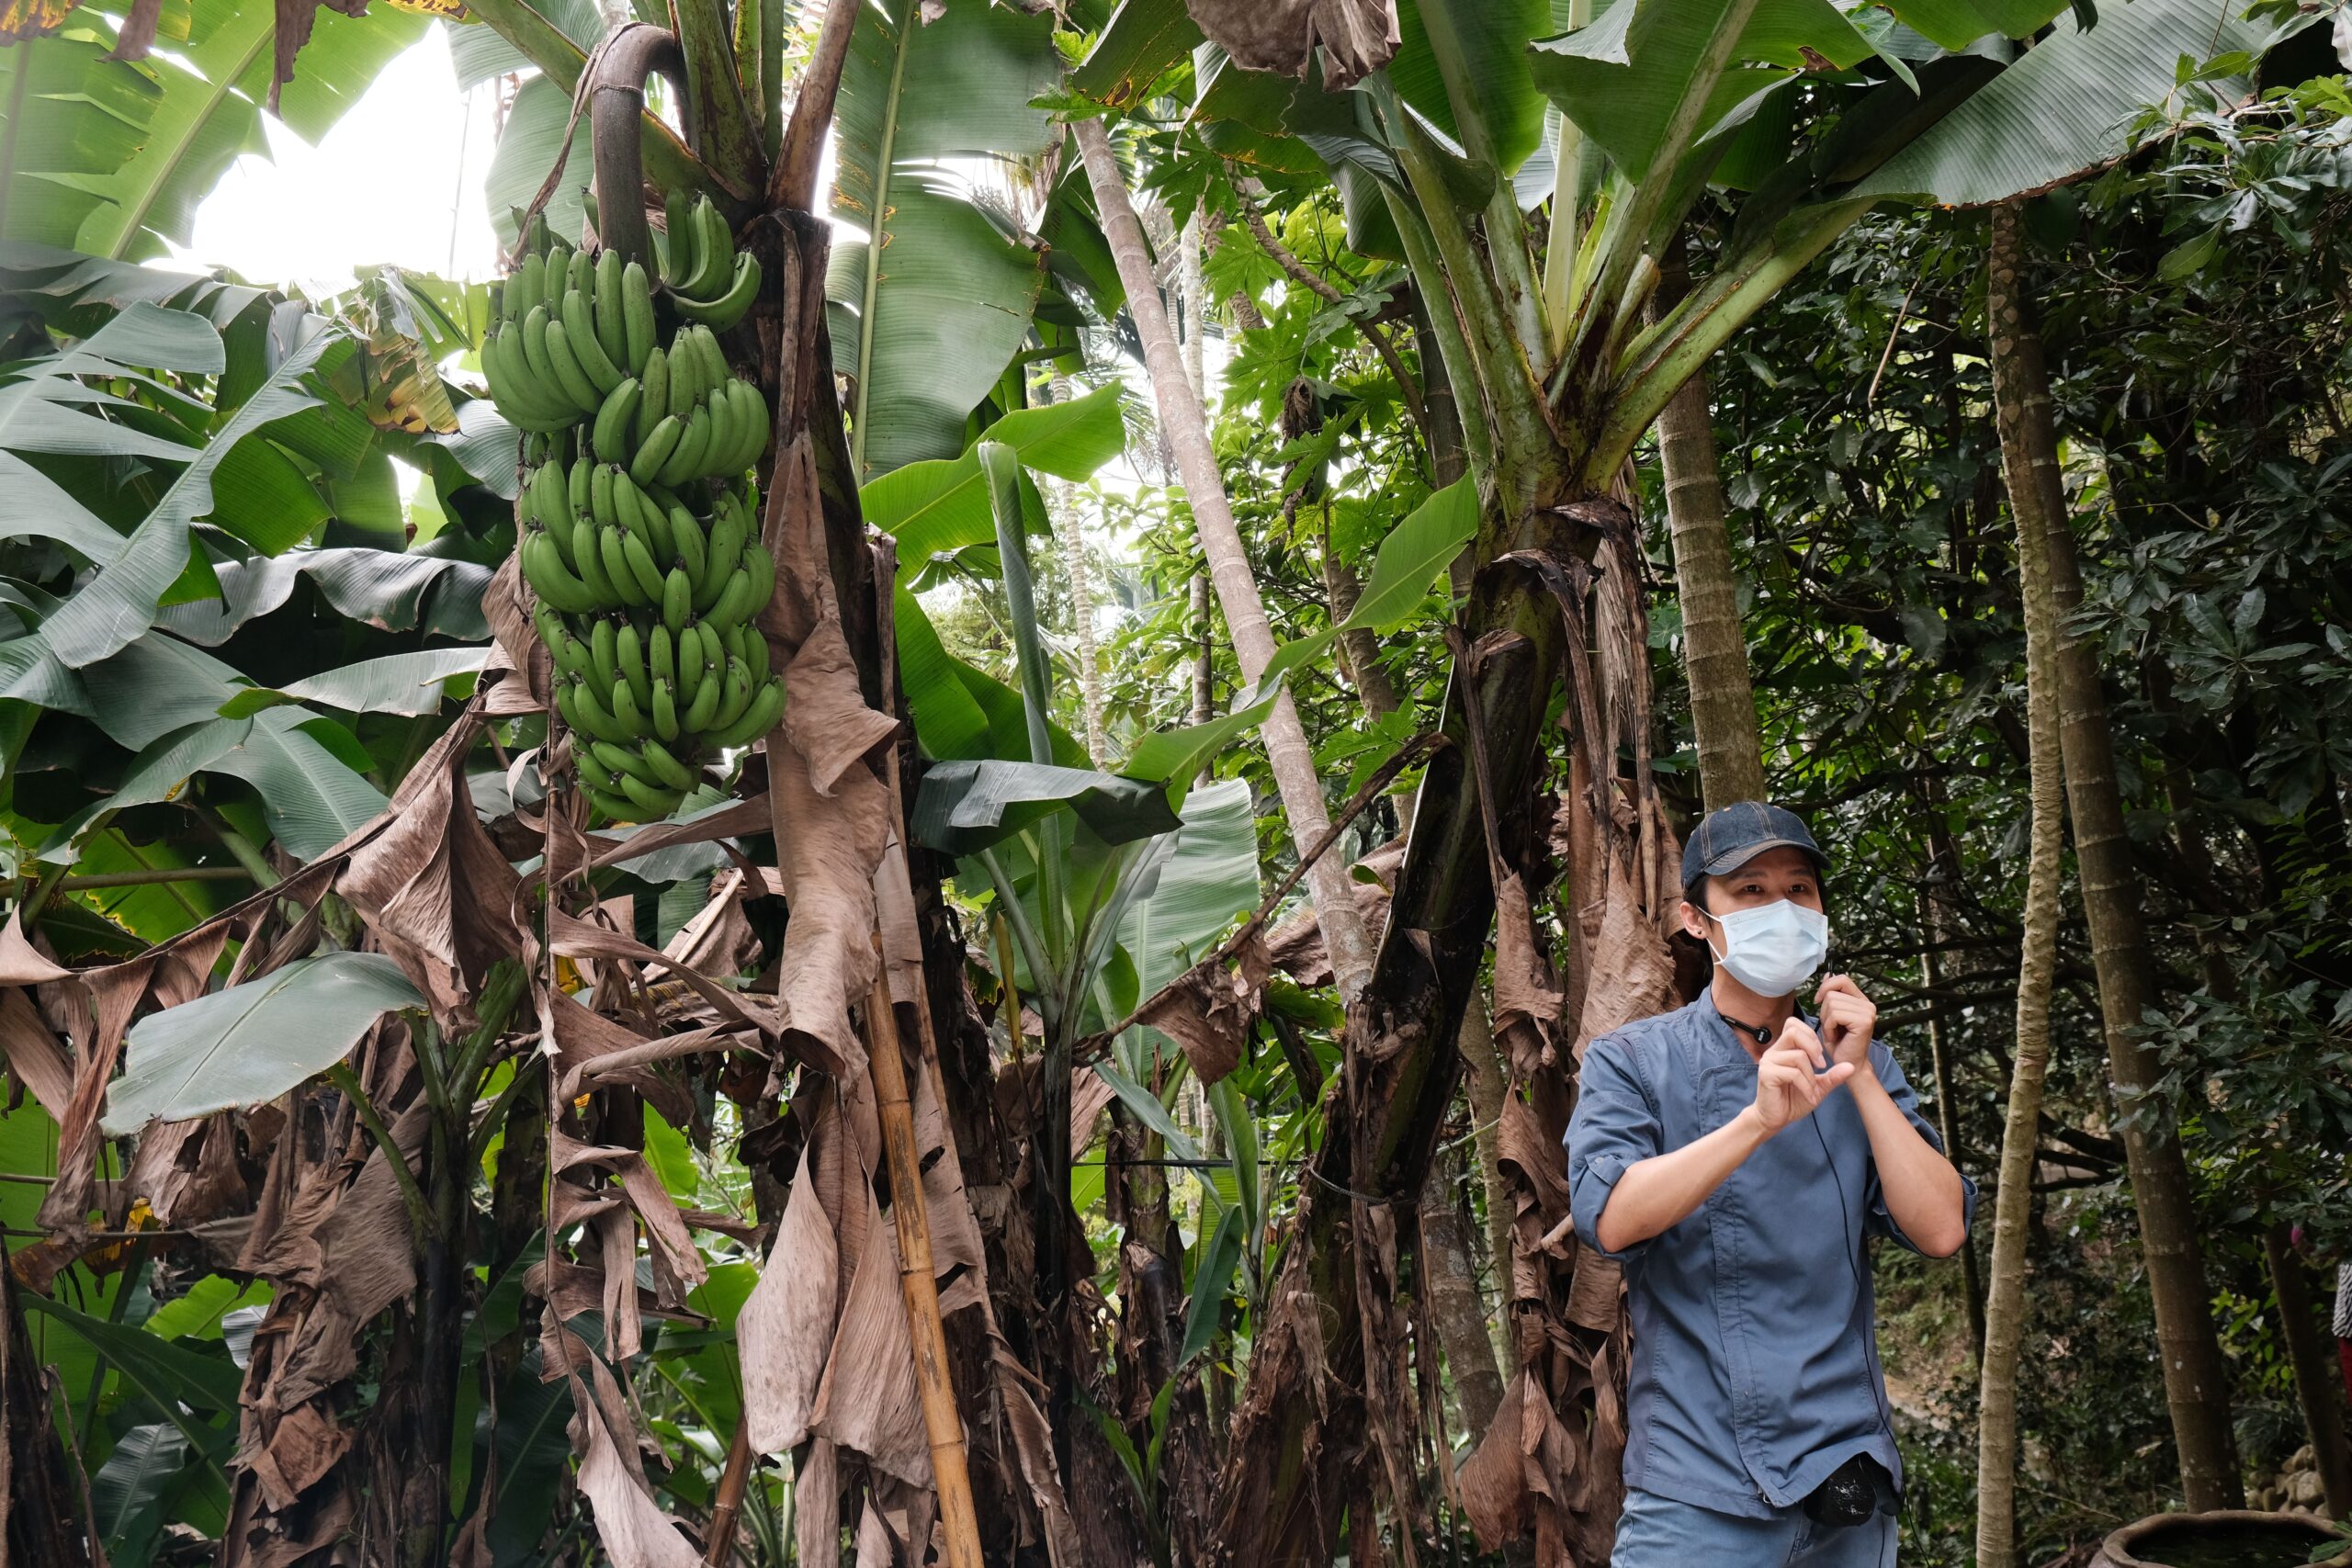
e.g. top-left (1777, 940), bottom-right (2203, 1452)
top-left (1703, 898), bottom-right (1829, 998)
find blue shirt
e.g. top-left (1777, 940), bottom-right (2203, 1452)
top-left (1566, 990), bottom-right (1977, 1517)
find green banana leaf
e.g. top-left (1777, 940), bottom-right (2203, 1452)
top-left (912, 759), bottom-right (1181, 855)
top-left (1853, 0), bottom-right (2292, 206)
top-left (67, 0), bottom-right (424, 261)
top-left (1393, 0), bottom-right (1555, 175)
top-left (484, 72), bottom-right (597, 251)
top-left (216, 645), bottom-right (490, 718)
top-left (101, 951), bottom-right (427, 1133)
top-left (864, 385), bottom-right (1126, 570)
top-left (829, 0), bottom-right (1061, 477)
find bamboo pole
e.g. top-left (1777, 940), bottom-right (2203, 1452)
top-left (702, 1419), bottom-right (754, 1564)
top-left (863, 955), bottom-right (983, 1568)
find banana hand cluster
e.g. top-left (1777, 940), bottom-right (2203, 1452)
top-left (491, 218), bottom-right (786, 825)
top-left (662, 192), bottom-right (760, 333)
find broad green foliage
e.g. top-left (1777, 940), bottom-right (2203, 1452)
top-left (828, 0), bottom-right (1061, 476)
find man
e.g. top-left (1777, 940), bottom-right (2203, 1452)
top-left (1567, 801), bottom-right (1975, 1566)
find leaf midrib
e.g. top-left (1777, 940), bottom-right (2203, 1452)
top-left (99, 16), bottom-right (274, 261)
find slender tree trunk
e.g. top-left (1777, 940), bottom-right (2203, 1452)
top-left (1987, 202), bottom-right (2243, 1510)
top-left (4, 1260), bottom-right (92, 1568)
top-left (2263, 1223), bottom-right (2352, 1517)
top-left (1051, 372), bottom-right (1109, 766)
top-left (1074, 114), bottom-right (1379, 998)
top-left (1650, 250), bottom-right (1764, 809)
top-left (1975, 205), bottom-right (2067, 1560)
top-left (1920, 803), bottom-right (1986, 1362)
top-left (1183, 210), bottom-right (1216, 755)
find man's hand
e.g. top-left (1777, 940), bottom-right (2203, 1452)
top-left (1816, 973), bottom-right (1877, 1070)
top-left (1752, 1017), bottom-right (1855, 1134)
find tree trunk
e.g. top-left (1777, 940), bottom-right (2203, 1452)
top-left (1920, 803), bottom-right (1986, 1363)
top-left (4, 1259), bottom-right (92, 1568)
top-left (1649, 251), bottom-right (1764, 810)
top-left (2262, 1223), bottom-right (2352, 1517)
top-left (1421, 1147), bottom-right (1505, 1447)
top-left (1987, 201), bottom-right (2243, 1511)
top-left (1975, 203), bottom-right (2066, 1563)
top-left (1073, 114), bottom-right (1379, 1000)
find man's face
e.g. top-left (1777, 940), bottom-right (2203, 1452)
top-left (1676, 846), bottom-right (1824, 944)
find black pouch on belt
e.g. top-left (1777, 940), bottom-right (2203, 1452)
top-left (1800, 1453), bottom-right (1893, 1529)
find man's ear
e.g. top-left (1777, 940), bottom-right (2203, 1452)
top-left (1676, 898), bottom-right (1709, 942)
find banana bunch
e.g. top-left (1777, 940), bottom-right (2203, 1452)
top-left (662, 192), bottom-right (760, 333)
top-left (490, 216), bottom-right (786, 825)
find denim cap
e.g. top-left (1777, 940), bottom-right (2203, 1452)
top-left (1679, 800), bottom-right (1828, 892)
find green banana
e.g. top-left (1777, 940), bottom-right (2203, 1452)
top-left (696, 496), bottom-right (746, 612)
top-left (662, 566), bottom-right (692, 635)
top-left (592, 377), bottom-right (640, 463)
top-left (567, 246), bottom-right (593, 303)
top-left (649, 623), bottom-right (675, 688)
top-left (620, 260), bottom-right (655, 375)
top-left (628, 477), bottom-right (673, 560)
top-left (589, 463), bottom-right (616, 531)
top-left (567, 452), bottom-right (594, 518)
top-left (486, 328), bottom-right (571, 429)
top-left (673, 252), bottom-right (760, 331)
top-left (572, 516), bottom-right (619, 604)
top-left (675, 623), bottom-right (707, 708)
top-left (639, 735), bottom-right (695, 791)
top-left (585, 784), bottom-right (642, 823)
top-left (618, 772), bottom-right (683, 818)
top-left (703, 677), bottom-right (785, 749)
top-left (541, 319), bottom-right (603, 415)
top-left (611, 678), bottom-right (649, 739)
top-left (740, 541), bottom-right (775, 621)
top-left (620, 526), bottom-right (666, 604)
top-left (511, 253), bottom-right (545, 324)
top-left (575, 745), bottom-right (619, 794)
top-left (735, 378), bottom-right (772, 470)
top-left (661, 188), bottom-right (695, 288)
top-left (560, 287), bottom-right (624, 395)
top-left (630, 416), bottom-right (683, 489)
top-left (593, 249), bottom-right (629, 372)
top-left (593, 739), bottom-right (660, 786)
top-left (681, 641), bottom-right (726, 731)
top-left (589, 618), bottom-right (620, 701)
top-left (600, 525), bottom-right (650, 609)
top-left (636, 347), bottom-right (669, 447)
top-left (520, 529), bottom-right (599, 614)
top-left (703, 384), bottom-right (744, 479)
top-left (705, 563), bottom-right (755, 637)
top-left (670, 504), bottom-right (707, 585)
top-left (683, 197), bottom-right (732, 299)
top-left (661, 404), bottom-right (713, 488)
top-left (555, 631), bottom-right (595, 685)
top-left (650, 677), bottom-right (680, 742)
top-left (741, 621), bottom-right (771, 685)
top-left (707, 657), bottom-right (753, 732)
top-left (666, 331), bottom-right (702, 420)
top-left (568, 675), bottom-right (632, 745)
top-left (615, 620), bottom-right (652, 711)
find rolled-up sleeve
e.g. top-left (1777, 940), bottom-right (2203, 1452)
top-left (1863, 1043), bottom-right (1980, 1254)
top-left (1568, 1037), bottom-right (1662, 1262)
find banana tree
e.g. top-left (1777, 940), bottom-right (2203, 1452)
top-left (1065, 0), bottom-right (2307, 1553)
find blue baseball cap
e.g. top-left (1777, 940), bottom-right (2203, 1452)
top-left (1679, 801), bottom-right (1828, 892)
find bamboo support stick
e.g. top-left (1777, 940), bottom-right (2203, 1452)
top-left (863, 958), bottom-right (983, 1568)
top-left (702, 1418), bottom-right (754, 1565)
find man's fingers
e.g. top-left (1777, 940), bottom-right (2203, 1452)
top-left (1822, 1061), bottom-right (1856, 1091)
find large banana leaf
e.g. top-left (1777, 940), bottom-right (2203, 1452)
top-left (0, 28), bottom-right (158, 248)
top-left (216, 645), bottom-right (488, 718)
top-left (1392, 0), bottom-right (1554, 175)
top-left (483, 71), bottom-right (596, 251)
top-left (1854, 0), bottom-right (2291, 206)
top-left (41, 627), bottom-right (390, 861)
top-left (101, 952), bottom-right (427, 1133)
top-left (829, 0), bottom-right (1060, 478)
top-left (1527, 0), bottom-right (1881, 185)
top-left (62, 0), bottom-right (424, 260)
top-left (1115, 777), bottom-right (1260, 1002)
top-left (155, 547), bottom-right (492, 644)
top-left (911, 759), bottom-right (1181, 854)
top-left (865, 384), bottom-right (1126, 571)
